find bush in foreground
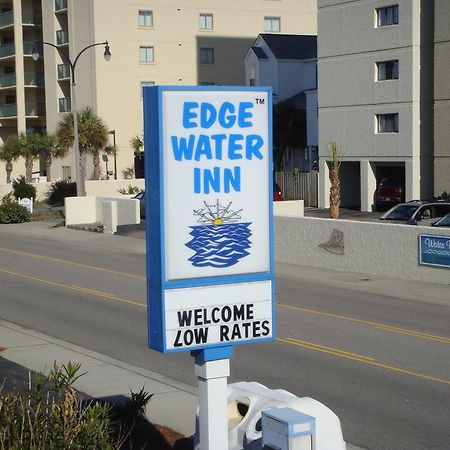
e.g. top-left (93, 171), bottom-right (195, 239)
top-left (12, 175), bottom-right (36, 201)
top-left (47, 180), bottom-right (77, 206)
top-left (0, 195), bottom-right (30, 223)
top-left (0, 362), bottom-right (123, 449)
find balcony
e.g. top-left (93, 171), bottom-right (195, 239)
top-left (56, 29), bottom-right (69, 45)
top-left (22, 10), bottom-right (42, 25)
top-left (0, 73), bottom-right (15, 88)
top-left (0, 43), bottom-right (14, 59)
top-left (57, 63), bottom-right (70, 80)
top-left (59, 97), bottom-right (71, 112)
top-left (0, 102), bottom-right (46, 118)
top-left (0, 10), bottom-right (13, 29)
top-left (26, 102), bottom-right (46, 116)
top-left (0, 103), bottom-right (16, 117)
top-left (55, 0), bottom-right (68, 12)
top-left (24, 71), bottom-right (45, 86)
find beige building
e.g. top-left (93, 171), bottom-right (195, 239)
top-left (0, 0), bottom-right (317, 183)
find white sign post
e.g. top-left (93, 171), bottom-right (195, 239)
top-left (143, 86), bottom-right (274, 449)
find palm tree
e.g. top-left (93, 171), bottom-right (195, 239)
top-left (38, 133), bottom-right (68, 182)
top-left (6, 133), bottom-right (41, 182)
top-left (129, 135), bottom-right (143, 155)
top-left (92, 144), bottom-right (117, 180)
top-left (0, 137), bottom-right (20, 183)
top-left (56, 107), bottom-right (109, 183)
top-left (329, 141), bottom-right (341, 219)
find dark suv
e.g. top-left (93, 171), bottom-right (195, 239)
top-left (380, 201), bottom-right (450, 226)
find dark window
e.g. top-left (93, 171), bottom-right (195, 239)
top-left (377, 114), bottom-right (399, 133)
top-left (377, 60), bottom-right (399, 80)
top-left (377, 5), bottom-right (399, 27)
top-left (200, 48), bottom-right (214, 64)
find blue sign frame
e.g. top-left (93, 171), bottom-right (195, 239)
top-left (143, 86), bottom-right (275, 354)
top-left (419, 234), bottom-right (450, 269)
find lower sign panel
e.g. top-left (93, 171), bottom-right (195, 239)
top-left (164, 280), bottom-right (273, 351)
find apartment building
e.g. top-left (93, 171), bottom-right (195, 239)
top-left (0, 0), bottom-right (45, 161)
top-left (0, 0), bottom-right (317, 184)
top-left (434, 0), bottom-right (450, 196)
top-left (318, 0), bottom-right (439, 211)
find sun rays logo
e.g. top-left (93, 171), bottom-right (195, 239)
top-left (185, 200), bottom-right (252, 268)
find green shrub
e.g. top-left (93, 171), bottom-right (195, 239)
top-left (0, 196), bottom-right (30, 223)
top-left (0, 362), bottom-right (123, 449)
top-left (12, 175), bottom-right (36, 201)
top-left (118, 185), bottom-right (142, 195)
top-left (47, 180), bottom-right (77, 206)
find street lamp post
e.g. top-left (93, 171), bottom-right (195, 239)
top-left (32, 41), bottom-right (111, 196)
top-left (108, 129), bottom-right (117, 180)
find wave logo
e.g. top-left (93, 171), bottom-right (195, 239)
top-left (185, 200), bottom-right (252, 268)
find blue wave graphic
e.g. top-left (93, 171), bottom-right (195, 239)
top-left (186, 223), bottom-right (252, 268)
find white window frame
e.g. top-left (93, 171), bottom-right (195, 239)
top-left (376, 60), bottom-right (399, 81)
top-left (200, 47), bottom-right (214, 64)
top-left (264, 16), bottom-right (281, 32)
top-left (139, 46), bottom-right (154, 63)
top-left (138, 10), bottom-right (153, 27)
top-left (376, 113), bottom-right (399, 133)
top-left (199, 13), bottom-right (213, 30)
top-left (376, 5), bottom-right (399, 27)
top-left (140, 81), bottom-right (155, 98)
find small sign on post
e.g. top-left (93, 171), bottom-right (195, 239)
top-left (143, 86), bottom-right (274, 449)
top-left (18, 198), bottom-right (33, 214)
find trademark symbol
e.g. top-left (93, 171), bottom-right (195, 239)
top-left (255, 98), bottom-right (265, 105)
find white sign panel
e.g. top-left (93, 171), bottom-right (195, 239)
top-left (161, 90), bottom-right (270, 281)
top-left (164, 281), bottom-right (272, 350)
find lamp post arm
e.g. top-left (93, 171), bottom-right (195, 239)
top-left (72, 41), bottom-right (109, 76)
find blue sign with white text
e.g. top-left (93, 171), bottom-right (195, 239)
top-left (143, 86), bottom-right (274, 355)
top-left (419, 234), bottom-right (450, 268)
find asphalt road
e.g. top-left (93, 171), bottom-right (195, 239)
top-left (0, 222), bottom-right (449, 450)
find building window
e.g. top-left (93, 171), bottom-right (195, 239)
top-left (200, 48), bottom-right (214, 64)
top-left (377, 114), bottom-right (399, 133)
top-left (377, 60), bottom-right (399, 80)
top-left (139, 10), bottom-right (153, 27)
top-left (264, 16), bottom-right (280, 32)
top-left (140, 81), bottom-right (155, 97)
top-left (376, 5), bottom-right (399, 27)
top-left (139, 46), bottom-right (154, 63)
top-left (200, 13), bottom-right (213, 30)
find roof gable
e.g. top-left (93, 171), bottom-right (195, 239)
top-left (260, 34), bottom-right (317, 60)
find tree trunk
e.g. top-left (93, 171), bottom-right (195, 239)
top-left (329, 168), bottom-right (340, 219)
top-left (46, 153), bottom-right (52, 182)
top-left (80, 152), bottom-right (87, 188)
top-left (5, 161), bottom-right (12, 184)
top-left (25, 156), bottom-right (33, 182)
top-left (93, 151), bottom-right (100, 180)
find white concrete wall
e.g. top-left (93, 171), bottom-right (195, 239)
top-left (0, 182), bottom-right (52, 202)
top-left (85, 179), bottom-right (145, 197)
top-left (274, 216), bottom-right (450, 284)
top-left (65, 196), bottom-right (139, 227)
top-left (273, 200), bottom-right (304, 218)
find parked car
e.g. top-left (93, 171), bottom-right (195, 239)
top-left (431, 213), bottom-right (450, 228)
top-left (380, 201), bottom-right (450, 226)
top-left (132, 191), bottom-right (145, 219)
top-left (375, 177), bottom-right (404, 211)
top-left (273, 181), bottom-right (283, 201)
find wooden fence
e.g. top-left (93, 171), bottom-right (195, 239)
top-left (274, 171), bottom-right (318, 207)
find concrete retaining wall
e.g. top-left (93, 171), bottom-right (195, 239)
top-left (65, 196), bottom-right (140, 232)
top-left (274, 216), bottom-right (450, 284)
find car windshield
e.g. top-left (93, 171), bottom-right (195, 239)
top-left (381, 204), bottom-right (419, 220)
top-left (434, 214), bottom-right (450, 227)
